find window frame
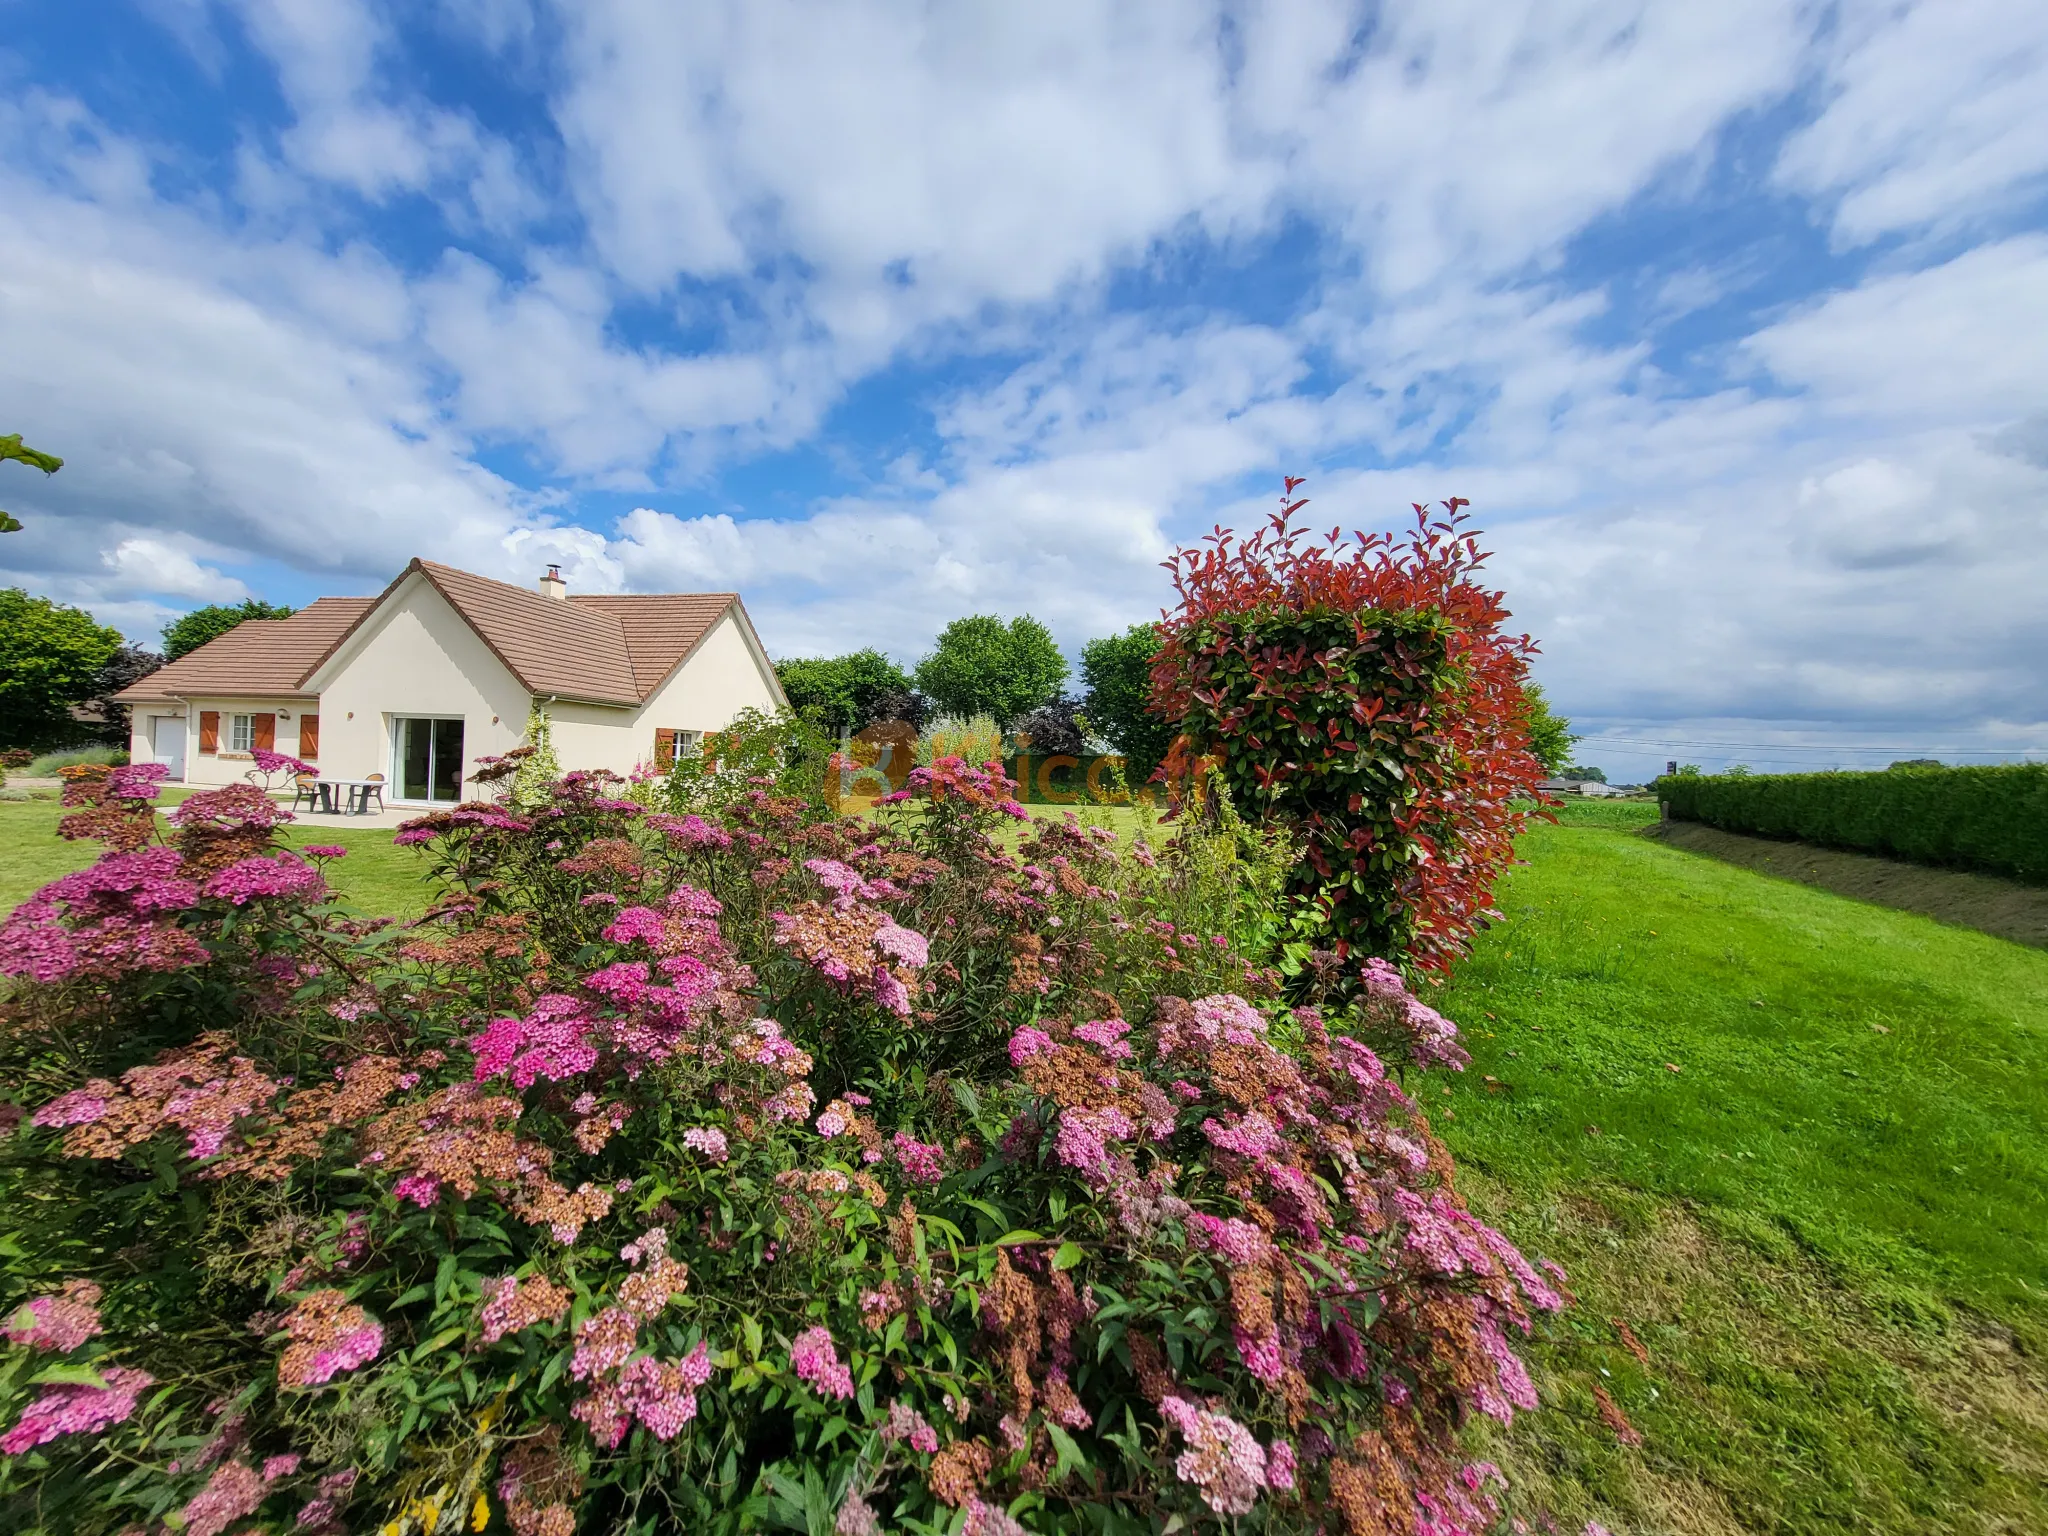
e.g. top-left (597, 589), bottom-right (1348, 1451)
top-left (229, 714), bottom-right (255, 753)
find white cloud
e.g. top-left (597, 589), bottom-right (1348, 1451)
top-left (1777, 0), bottom-right (2048, 244)
top-left (1, 0), bottom-right (2042, 762)
top-left (101, 538), bottom-right (253, 602)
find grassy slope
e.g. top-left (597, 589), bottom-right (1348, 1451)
top-left (1439, 805), bottom-right (2048, 1534)
top-left (0, 794), bottom-right (436, 920)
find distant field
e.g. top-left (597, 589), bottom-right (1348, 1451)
top-left (1438, 817), bottom-right (2048, 1535)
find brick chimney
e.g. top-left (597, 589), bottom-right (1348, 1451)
top-left (539, 563), bottom-right (567, 601)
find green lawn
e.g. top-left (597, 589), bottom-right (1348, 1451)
top-left (0, 793), bottom-right (437, 920)
top-left (1438, 807), bottom-right (2048, 1535)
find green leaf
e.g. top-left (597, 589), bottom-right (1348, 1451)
top-left (30, 1362), bottom-right (110, 1389)
top-left (993, 1230), bottom-right (1044, 1247)
top-left (1051, 1241), bottom-right (1084, 1271)
top-left (1045, 1424), bottom-right (1088, 1483)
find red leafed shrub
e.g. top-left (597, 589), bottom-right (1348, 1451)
top-left (1153, 479), bottom-right (1549, 976)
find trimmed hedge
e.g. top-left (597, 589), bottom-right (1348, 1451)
top-left (1656, 763), bottom-right (2048, 885)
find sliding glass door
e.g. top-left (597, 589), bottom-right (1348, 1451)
top-left (396, 717), bottom-right (465, 803)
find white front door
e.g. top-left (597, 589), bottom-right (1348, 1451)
top-left (154, 717), bottom-right (187, 780)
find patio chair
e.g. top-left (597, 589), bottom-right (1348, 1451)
top-left (289, 774), bottom-right (321, 813)
top-left (353, 773), bottom-right (386, 815)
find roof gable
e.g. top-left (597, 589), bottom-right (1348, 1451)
top-left (567, 592), bottom-right (737, 698)
top-left (149, 563), bottom-right (762, 709)
top-left (414, 562), bottom-right (642, 706)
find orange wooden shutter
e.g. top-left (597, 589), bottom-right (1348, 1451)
top-left (654, 728), bottom-right (677, 769)
top-left (252, 713), bottom-right (276, 751)
top-left (298, 714), bottom-right (320, 761)
top-left (199, 711), bottom-right (220, 753)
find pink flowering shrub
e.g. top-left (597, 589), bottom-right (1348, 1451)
top-left (0, 752), bottom-right (1563, 1534)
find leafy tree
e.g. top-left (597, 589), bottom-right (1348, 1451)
top-left (1081, 621), bottom-right (1178, 784)
top-left (84, 645), bottom-right (166, 745)
top-left (1011, 694), bottom-right (1089, 756)
top-left (1559, 764), bottom-right (1606, 783)
top-left (912, 614), bottom-right (1066, 726)
top-left (161, 599), bottom-right (296, 661)
top-left (775, 649), bottom-right (917, 732)
top-left (0, 588), bottom-right (123, 748)
top-left (1518, 683), bottom-right (1577, 775)
top-left (0, 433), bottom-right (63, 533)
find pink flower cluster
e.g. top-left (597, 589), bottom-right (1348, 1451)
top-left (1154, 993), bottom-right (1268, 1059)
top-left (882, 1399), bottom-right (939, 1454)
top-left (1188, 1214), bottom-right (1272, 1266)
top-left (1072, 1017), bottom-right (1133, 1060)
top-left (249, 748), bottom-right (316, 778)
top-left (201, 853), bottom-right (326, 906)
top-left (1359, 956), bottom-right (1471, 1070)
top-left (1007, 1027), bottom-right (1055, 1066)
top-left (804, 858), bottom-right (903, 910)
top-left (647, 812), bottom-right (733, 849)
top-left (105, 762), bottom-right (170, 801)
top-left (890, 1132), bottom-right (946, 1186)
top-left (790, 1325), bottom-right (854, 1400)
top-left (469, 994), bottom-right (600, 1089)
top-left (0, 1365), bottom-right (154, 1453)
top-left (567, 1234), bottom-right (713, 1448)
top-left (0, 847), bottom-right (206, 983)
top-left (1157, 1395), bottom-right (1278, 1516)
top-left (4, 1279), bottom-right (105, 1352)
top-left (683, 1126), bottom-right (729, 1162)
top-left (276, 1290), bottom-right (384, 1388)
top-left (178, 1457), bottom-right (296, 1536)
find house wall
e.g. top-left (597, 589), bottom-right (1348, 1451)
top-left (542, 610), bottom-right (782, 777)
top-left (629, 609), bottom-right (782, 766)
top-left (312, 576), bottom-right (528, 802)
top-left (170, 698), bottom-right (315, 786)
top-left (128, 706), bottom-right (187, 777)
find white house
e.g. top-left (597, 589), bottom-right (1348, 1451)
top-left (115, 560), bottom-right (786, 804)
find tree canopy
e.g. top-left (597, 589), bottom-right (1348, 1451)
top-left (0, 588), bottom-right (123, 748)
top-left (1518, 682), bottom-right (1578, 776)
top-left (912, 614), bottom-right (1066, 725)
top-left (774, 649), bottom-right (916, 732)
top-left (1080, 621), bottom-right (1178, 783)
top-left (162, 599), bottom-right (296, 661)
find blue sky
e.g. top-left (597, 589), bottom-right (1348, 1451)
top-left (2, 1), bottom-right (2044, 779)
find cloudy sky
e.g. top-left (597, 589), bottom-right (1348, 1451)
top-left (2, 1), bottom-right (2043, 778)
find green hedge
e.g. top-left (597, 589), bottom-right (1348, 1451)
top-left (1655, 764), bottom-right (2048, 884)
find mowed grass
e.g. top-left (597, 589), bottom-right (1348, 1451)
top-left (1437, 806), bottom-right (2048, 1534)
top-left (0, 793), bottom-right (437, 920)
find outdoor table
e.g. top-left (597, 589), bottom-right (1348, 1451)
top-left (319, 778), bottom-right (379, 815)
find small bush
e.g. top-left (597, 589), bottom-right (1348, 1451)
top-left (24, 746), bottom-right (126, 779)
top-left (1656, 763), bottom-right (2048, 884)
top-left (915, 714), bottom-right (1005, 769)
top-left (1153, 482), bottom-right (1548, 977)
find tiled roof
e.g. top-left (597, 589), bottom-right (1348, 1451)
top-left (413, 562), bottom-right (645, 706)
top-left (112, 598), bottom-right (376, 701)
top-left (125, 564), bottom-right (756, 708)
top-left (569, 592), bottom-right (739, 699)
